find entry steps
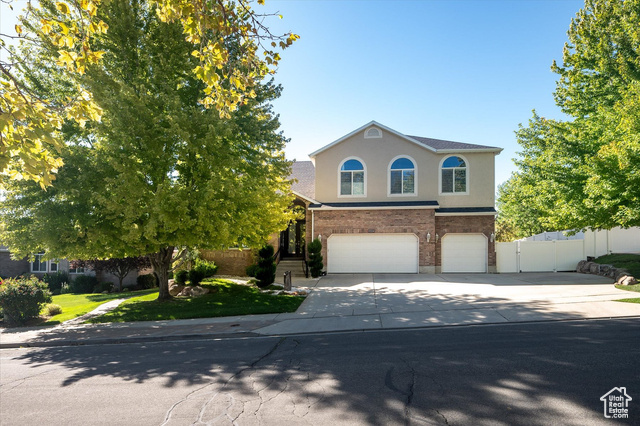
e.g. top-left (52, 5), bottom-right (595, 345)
top-left (275, 258), bottom-right (308, 282)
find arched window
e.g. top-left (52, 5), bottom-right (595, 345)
top-left (339, 158), bottom-right (365, 196)
top-left (389, 157), bottom-right (416, 195)
top-left (364, 127), bottom-right (382, 138)
top-left (441, 156), bottom-right (467, 194)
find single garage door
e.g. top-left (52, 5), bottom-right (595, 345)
top-left (327, 234), bottom-right (419, 273)
top-left (441, 234), bottom-right (487, 273)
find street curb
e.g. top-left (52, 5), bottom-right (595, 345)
top-left (2, 315), bottom-right (639, 349)
top-left (0, 331), bottom-right (262, 349)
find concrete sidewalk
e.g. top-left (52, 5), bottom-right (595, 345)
top-left (1, 273), bottom-right (639, 348)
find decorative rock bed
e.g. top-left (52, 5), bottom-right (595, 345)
top-left (576, 260), bottom-right (638, 286)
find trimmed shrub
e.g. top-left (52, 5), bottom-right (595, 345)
top-left (136, 273), bottom-right (158, 289)
top-left (187, 259), bottom-right (218, 286)
top-left (93, 282), bottom-right (113, 293)
top-left (245, 264), bottom-right (258, 278)
top-left (43, 303), bottom-right (63, 316)
top-left (70, 275), bottom-right (99, 294)
top-left (308, 238), bottom-right (324, 278)
top-left (0, 276), bottom-right (52, 325)
top-left (174, 269), bottom-right (188, 285)
top-left (187, 269), bottom-right (204, 286)
top-left (43, 271), bottom-right (70, 295)
top-left (194, 259), bottom-right (218, 278)
top-left (255, 245), bottom-right (276, 288)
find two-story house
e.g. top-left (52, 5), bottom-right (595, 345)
top-left (289, 121), bottom-right (502, 274)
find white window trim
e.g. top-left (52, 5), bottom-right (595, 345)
top-left (337, 156), bottom-right (367, 198)
top-left (387, 155), bottom-right (418, 197)
top-left (30, 253), bottom-right (49, 273)
top-left (364, 127), bottom-right (382, 139)
top-left (438, 154), bottom-right (469, 196)
top-left (69, 266), bottom-right (86, 274)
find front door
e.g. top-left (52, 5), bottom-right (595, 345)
top-left (281, 220), bottom-right (306, 258)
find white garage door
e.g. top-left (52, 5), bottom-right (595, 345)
top-left (327, 234), bottom-right (419, 273)
top-left (441, 234), bottom-right (487, 273)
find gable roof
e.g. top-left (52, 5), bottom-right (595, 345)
top-left (289, 160), bottom-right (315, 200)
top-left (408, 135), bottom-right (501, 153)
top-left (309, 120), bottom-right (502, 158)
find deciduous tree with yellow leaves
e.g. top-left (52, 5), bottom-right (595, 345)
top-left (0, 0), bottom-right (297, 189)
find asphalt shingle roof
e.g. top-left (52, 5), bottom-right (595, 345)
top-left (289, 161), bottom-right (315, 200)
top-left (407, 135), bottom-right (501, 151)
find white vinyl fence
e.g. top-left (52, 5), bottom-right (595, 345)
top-left (497, 227), bottom-right (640, 273)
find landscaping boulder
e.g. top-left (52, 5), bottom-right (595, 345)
top-left (576, 260), bottom-right (590, 273)
top-left (616, 275), bottom-right (638, 286)
top-left (169, 283), bottom-right (185, 296)
top-left (177, 286), bottom-right (210, 297)
top-left (589, 263), bottom-right (601, 274)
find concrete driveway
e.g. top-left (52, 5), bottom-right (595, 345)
top-left (254, 273), bottom-right (640, 334)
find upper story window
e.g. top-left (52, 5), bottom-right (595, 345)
top-left (389, 157), bottom-right (416, 195)
top-left (339, 158), bottom-right (365, 196)
top-left (441, 156), bottom-right (467, 194)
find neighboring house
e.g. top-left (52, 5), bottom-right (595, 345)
top-left (0, 246), bottom-right (141, 287)
top-left (0, 247), bottom-right (92, 279)
top-left (300, 120), bottom-right (503, 273)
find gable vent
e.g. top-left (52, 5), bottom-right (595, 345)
top-left (364, 127), bottom-right (382, 139)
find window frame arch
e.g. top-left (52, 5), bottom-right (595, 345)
top-left (387, 155), bottom-right (418, 197)
top-left (439, 155), bottom-right (469, 195)
top-left (337, 156), bottom-right (367, 198)
top-left (364, 127), bottom-right (382, 139)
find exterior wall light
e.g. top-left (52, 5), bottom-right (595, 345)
top-left (427, 232), bottom-right (431, 243)
top-left (435, 233), bottom-right (439, 243)
top-left (490, 233), bottom-right (495, 242)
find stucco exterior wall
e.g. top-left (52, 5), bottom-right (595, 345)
top-left (313, 128), bottom-right (496, 207)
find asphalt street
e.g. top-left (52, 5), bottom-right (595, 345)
top-left (1, 318), bottom-right (639, 425)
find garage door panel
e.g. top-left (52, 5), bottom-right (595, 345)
top-left (328, 234), bottom-right (418, 273)
top-left (441, 234), bottom-right (487, 273)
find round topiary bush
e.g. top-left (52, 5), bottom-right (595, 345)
top-left (255, 245), bottom-right (276, 288)
top-left (307, 238), bottom-right (324, 278)
top-left (0, 276), bottom-right (52, 325)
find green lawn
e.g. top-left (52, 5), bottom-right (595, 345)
top-left (42, 289), bottom-right (159, 325)
top-left (594, 253), bottom-right (640, 277)
top-left (615, 283), bottom-right (640, 304)
top-left (88, 279), bottom-right (305, 323)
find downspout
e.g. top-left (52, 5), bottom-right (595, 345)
top-left (312, 209), bottom-right (315, 240)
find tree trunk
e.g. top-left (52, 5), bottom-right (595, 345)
top-left (117, 276), bottom-right (124, 292)
top-left (150, 246), bottom-right (174, 301)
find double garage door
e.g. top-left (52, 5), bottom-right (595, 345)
top-left (328, 234), bottom-right (419, 273)
top-left (327, 233), bottom-right (487, 273)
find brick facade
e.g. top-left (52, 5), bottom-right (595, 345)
top-left (312, 209), bottom-right (436, 271)
top-left (435, 214), bottom-right (496, 271)
top-left (0, 252), bottom-right (29, 278)
top-left (201, 249), bottom-right (255, 276)
top-left (310, 209), bottom-right (496, 273)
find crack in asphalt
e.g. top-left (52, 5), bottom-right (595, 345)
top-left (161, 337), bottom-right (288, 426)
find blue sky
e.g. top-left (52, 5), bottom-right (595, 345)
top-left (260, 0), bottom-right (585, 189)
top-left (1, 0), bottom-right (586, 189)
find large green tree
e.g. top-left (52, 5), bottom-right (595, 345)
top-left (0, 0), bottom-right (294, 300)
top-left (1, 0), bottom-right (297, 189)
top-left (499, 0), bottom-right (640, 233)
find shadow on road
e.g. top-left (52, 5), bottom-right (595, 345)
top-left (11, 319), bottom-right (639, 425)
